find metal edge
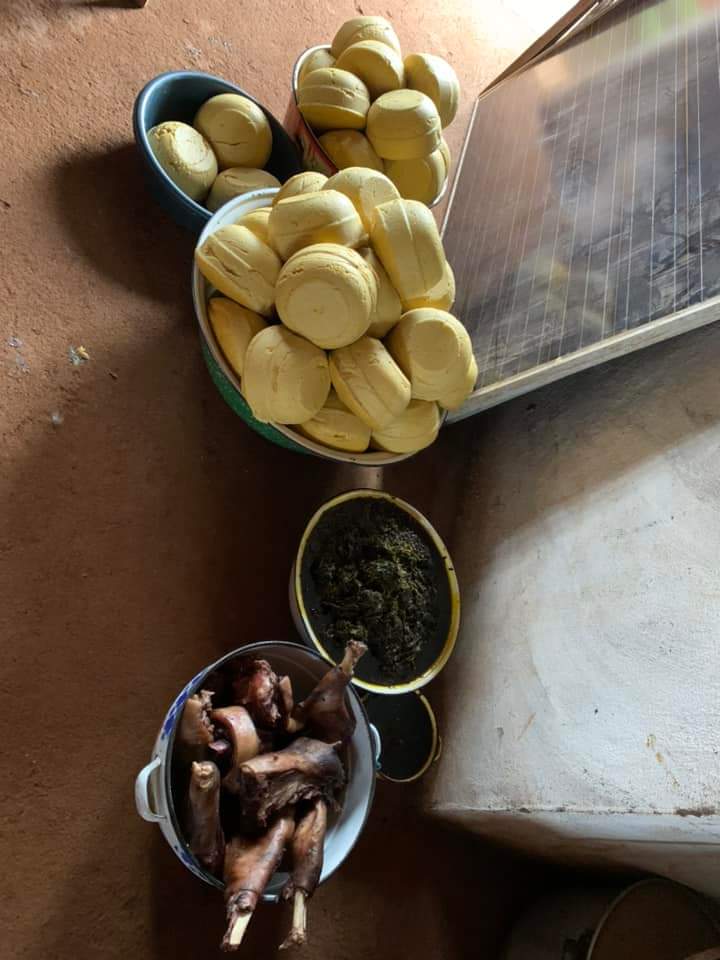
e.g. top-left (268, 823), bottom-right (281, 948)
top-left (376, 691), bottom-right (440, 784)
top-left (440, 94), bottom-right (480, 239)
top-left (289, 45), bottom-right (340, 176)
top-left (482, 0), bottom-right (602, 93)
top-left (447, 295), bottom-right (720, 423)
top-left (291, 44), bottom-right (328, 107)
top-left (292, 489), bottom-right (461, 695)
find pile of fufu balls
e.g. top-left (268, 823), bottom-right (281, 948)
top-left (297, 15), bottom-right (460, 205)
top-left (195, 167), bottom-right (477, 455)
top-left (148, 93), bottom-right (282, 211)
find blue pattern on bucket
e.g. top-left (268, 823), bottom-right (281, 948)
top-left (178, 845), bottom-right (197, 867)
top-left (161, 669), bottom-right (206, 740)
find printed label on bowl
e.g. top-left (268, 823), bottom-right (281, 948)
top-left (283, 97), bottom-right (337, 176)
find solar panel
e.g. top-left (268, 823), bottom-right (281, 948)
top-left (443, 0), bottom-right (720, 420)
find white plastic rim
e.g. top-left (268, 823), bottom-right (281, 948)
top-left (134, 641), bottom-right (377, 897)
top-left (191, 190), bottom-right (445, 465)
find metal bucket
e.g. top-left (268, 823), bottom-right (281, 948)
top-left (503, 878), bottom-right (720, 960)
top-left (284, 45), bottom-right (448, 208)
top-left (134, 641), bottom-right (377, 898)
top-left (289, 489), bottom-right (461, 695)
top-left (192, 190), bottom-right (431, 464)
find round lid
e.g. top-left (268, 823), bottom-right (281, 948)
top-left (364, 691), bottom-right (439, 783)
top-left (591, 879), bottom-right (720, 960)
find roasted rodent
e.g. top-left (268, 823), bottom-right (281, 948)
top-left (289, 641), bottom-right (366, 742)
top-left (222, 809), bottom-right (296, 951)
top-left (186, 761), bottom-right (225, 877)
top-left (280, 799), bottom-right (328, 949)
top-left (232, 659), bottom-right (294, 729)
top-left (179, 690), bottom-right (215, 748)
top-left (234, 737), bottom-right (344, 827)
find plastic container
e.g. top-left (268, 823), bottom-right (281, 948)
top-left (133, 70), bottom-right (302, 233)
top-left (290, 489), bottom-right (461, 694)
top-left (134, 641), bottom-right (377, 895)
top-left (192, 191), bottom-right (432, 463)
top-left (285, 45), bottom-right (448, 208)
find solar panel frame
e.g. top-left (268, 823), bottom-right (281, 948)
top-left (443, 0), bottom-right (720, 422)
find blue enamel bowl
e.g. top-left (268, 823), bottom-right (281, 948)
top-left (133, 70), bottom-right (303, 233)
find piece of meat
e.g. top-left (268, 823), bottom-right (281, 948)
top-left (258, 729), bottom-right (276, 754)
top-left (280, 799), bottom-right (328, 949)
top-left (203, 668), bottom-right (229, 702)
top-left (208, 739), bottom-right (231, 760)
top-left (288, 641), bottom-right (366, 743)
top-left (277, 675), bottom-right (294, 720)
top-left (179, 690), bottom-right (215, 749)
top-left (232, 658), bottom-right (283, 728)
top-left (221, 810), bottom-right (295, 951)
top-left (234, 738), bottom-right (344, 827)
top-left (186, 761), bottom-right (225, 877)
top-left (207, 739), bottom-right (233, 779)
top-left (211, 706), bottom-right (261, 792)
top-left (176, 690), bottom-right (215, 768)
top-left (282, 799), bottom-right (327, 901)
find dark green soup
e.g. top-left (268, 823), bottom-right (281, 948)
top-left (301, 497), bottom-right (451, 685)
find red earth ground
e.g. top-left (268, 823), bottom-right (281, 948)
top-left (0, 2), bottom-right (558, 956)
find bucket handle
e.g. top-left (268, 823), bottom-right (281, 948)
top-left (684, 951), bottom-right (720, 960)
top-left (135, 756), bottom-right (165, 823)
top-left (369, 724), bottom-right (382, 771)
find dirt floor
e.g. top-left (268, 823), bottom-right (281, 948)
top-left (0, 1), bottom-right (567, 957)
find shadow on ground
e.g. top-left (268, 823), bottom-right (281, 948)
top-left (51, 144), bottom-right (191, 303)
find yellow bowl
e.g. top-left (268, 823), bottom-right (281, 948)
top-left (290, 489), bottom-right (460, 694)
